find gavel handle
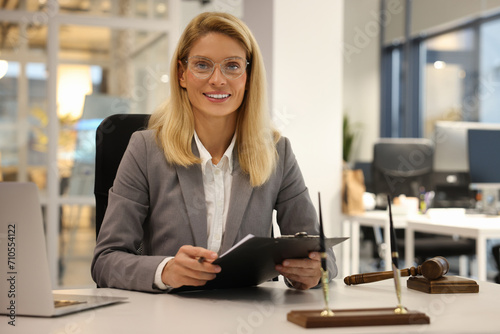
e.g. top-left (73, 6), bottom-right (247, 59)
top-left (344, 267), bottom-right (416, 285)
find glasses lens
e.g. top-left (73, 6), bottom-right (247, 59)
top-left (187, 56), bottom-right (248, 80)
top-left (221, 58), bottom-right (247, 79)
top-left (188, 57), bottom-right (214, 79)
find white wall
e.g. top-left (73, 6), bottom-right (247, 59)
top-left (273, 0), bottom-right (344, 237)
top-left (180, 0), bottom-right (345, 238)
top-left (411, 0), bottom-right (500, 37)
top-left (343, 0), bottom-right (382, 163)
top-left (242, 0), bottom-right (274, 109)
top-left (178, 0), bottom-right (496, 232)
top-left (179, 0), bottom-right (244, 28)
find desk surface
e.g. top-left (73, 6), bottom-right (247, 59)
top-left (407, 214), bottom-right (500, 235)
top-left (343, 210), bottom-right (409, 228)
top-left (3, 279), bottom-right (499, 333)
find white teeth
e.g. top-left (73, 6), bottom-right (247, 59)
top-left (205, 94), bottom-right (229, 99)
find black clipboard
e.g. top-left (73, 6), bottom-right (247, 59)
top-left (172, 234), bottom-right (348, 292)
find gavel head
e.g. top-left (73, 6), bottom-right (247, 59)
top-left (421, 256), bottom-right (449, 280)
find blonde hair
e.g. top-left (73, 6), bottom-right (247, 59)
top-left (148, 12), bottom-right (280, 187)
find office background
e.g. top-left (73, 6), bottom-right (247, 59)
top-left (0, 0), bottom-right (499, 289)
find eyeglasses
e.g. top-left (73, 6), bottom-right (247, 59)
top-left (184, 56), bottom-right (249, 80)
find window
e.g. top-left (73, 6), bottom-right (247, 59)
top-left (381, 10), bottom-right (500, 139)
top-left (0, 2), bottom-right (175, 288)
top-left (480, 19), bottom-right (500, 123)
top-left (421, 27), bottom-right (477, 138)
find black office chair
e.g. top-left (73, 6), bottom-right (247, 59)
top-left (370, 138), bottom-right (476, 267)
top-left (493, 244), bottom-right (500, 283)
top-left (94, 113), bottom-right (151, 239)
top-left (372, 138), bottom-right (435, 200)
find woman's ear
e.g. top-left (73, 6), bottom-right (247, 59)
top-left (178, 60), bottom-right (187, 88)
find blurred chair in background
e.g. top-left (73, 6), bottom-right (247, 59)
top-left (94, 113), bottom-right (150, 239)
top-left (369, 138), bottom-right (475, 268)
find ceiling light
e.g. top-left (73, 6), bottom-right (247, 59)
top-left (156, 3), bottom-right (167, 14)
top-left (0, 60), bottom-right (8, 80)
top-left (160, 74), bottom-right (169, 83)
top-left (433, 61), bottom-right (446, 70)
top-left (57, 65), bottom-right (93, 122)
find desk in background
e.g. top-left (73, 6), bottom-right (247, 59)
top-left (342, 211), bottom-right (409, 276)
top-left (406, 215), bottom-right (500, 282)
top-left (343, 211), bottom-right (500, 282)
top-left (4, 279), bottom-right (499, 333)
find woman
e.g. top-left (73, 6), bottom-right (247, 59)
top-left (91, 12), bottom-right (337, 292)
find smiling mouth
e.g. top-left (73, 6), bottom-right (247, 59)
top-left (204, 93), bottom-right (230, 99)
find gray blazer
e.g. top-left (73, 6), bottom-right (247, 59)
top-left (91, 130), bottom-right (337, 292)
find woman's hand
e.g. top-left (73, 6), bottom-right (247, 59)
top-left (275, 252), bottom-right (322, 290)
top-left (161, 245), bottom-right (221, 288)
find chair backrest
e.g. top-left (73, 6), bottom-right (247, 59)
top-left (94, 113), bottom-right (151, 239)
top-left (372, 138), bottom-right (434, 198)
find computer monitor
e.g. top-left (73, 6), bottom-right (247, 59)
top-left (434, 121), bottom-right (473, 173)
top-left (434, 121), bottom-right (500, 173)
top-left (432, 121), bottom-right (500, 208)
top-left (433, 122), bottom-right (474, 207)
top-left (372, 138), bottom-right (434, 200)
top-left (468, 128), bottom-right (500, 214)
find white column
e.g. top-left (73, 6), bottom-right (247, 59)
top-left (273, 0), bottom-right (344, 239)
top-left (47, 2), bottom-right (61, 289)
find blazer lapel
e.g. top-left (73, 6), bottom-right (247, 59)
top-left (220, 149), bottom-right (253, 253)
top-left (176, 141), bottom-right (208, 248)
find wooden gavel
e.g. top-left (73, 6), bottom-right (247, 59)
top-left (344, 256), bottom-right (449, 285)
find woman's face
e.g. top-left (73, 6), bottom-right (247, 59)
top-left (179, 32), bottom-right (248, 123)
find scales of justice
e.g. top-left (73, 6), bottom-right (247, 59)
top-left (287, 194), bottom-right (430, 329)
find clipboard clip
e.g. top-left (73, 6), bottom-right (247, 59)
top-left (279, 232), bottom-right (318, 239)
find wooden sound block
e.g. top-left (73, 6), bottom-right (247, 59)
top-left (287, 308), bottom-right (430, 328)
top-left (407, 276), bottom-right (479, 294)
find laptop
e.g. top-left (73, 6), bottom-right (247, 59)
top-left (0, 182), bottom-right (127, 317)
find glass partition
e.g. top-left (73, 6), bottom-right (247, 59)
top-left (21, 0), bottom-right (169, 19)
top-left (0, 4), bottom-right (173, 288)
top-left (0, 62), bottom-right (49, 189)
top-left (55, 25), bottom-right (169, 287)
top-left (0, 62), bottom-right (19, 178)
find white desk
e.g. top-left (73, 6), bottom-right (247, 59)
top-left (342, 211), bottom-right (409, 276)
top-left (4, 279), bottom-right (499, 333)
top-left (405, 215), bottom-right (500, 281)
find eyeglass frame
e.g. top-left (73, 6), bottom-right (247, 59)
top-left (183, 56), bottom-right (250, 80)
